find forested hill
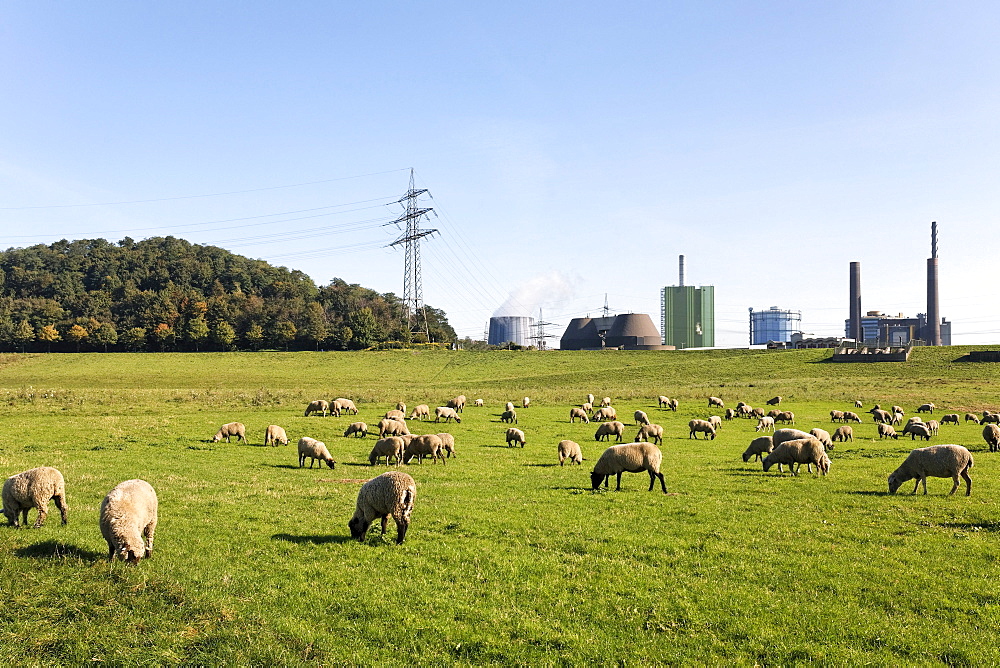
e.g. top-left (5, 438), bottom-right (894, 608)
top-left (0, 237), bottom-right (455, 352)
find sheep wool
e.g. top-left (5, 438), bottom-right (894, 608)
top-left (100, 479), bottom-right (157, 563)
top-left (888, 444), bottom-right (973, 496)
top-left (348, 471), bottom-right (416, 544)
top-left (369, 437), bottom-right (405, 466)
top-left (558, 440), bottom-right (583, 466)
top-left (742, 436), bottom-right (774, 463)
top-left (762, 437), bottom-right (830, 475)
top-left (298, 437), bottom-right (336, 469)
top-left (264, 425), bottom-right (288, 446)
top-left (2, 466), bottom-right (68, 528)
top-left (436, 432), bottom-right (456, 458)
top-left (590, 442), bottom-right (667, 493)
top-left (212, 422), bottom-right (246, 443)
top-left (404, 434), bottom-right (445, 464)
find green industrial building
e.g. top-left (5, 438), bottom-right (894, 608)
top-left (661, 284), bottom-right (715, 349)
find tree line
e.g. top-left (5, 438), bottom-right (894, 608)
top-left (0, 237), bottom-right (455, 352)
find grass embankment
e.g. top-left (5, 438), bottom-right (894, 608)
top-left (1, 347), bottom-right (999, 664)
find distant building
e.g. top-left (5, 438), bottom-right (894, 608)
top-left (749, 307), bottom-right (801, 346)
top-left (842, 311), bottom-right (951, 346)
top-left (488, 316), bottom-right (535, 347)
top-left (560, 313), bottom-right (669, 350)
top-left (661, 286), bottom-right (714, 349)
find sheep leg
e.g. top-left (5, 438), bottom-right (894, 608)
top-left (961, 469), bottom-right (972, 496)
top-left (615, 472), bottom-right (623, 491)
top-left (380, 515), bottom-right (388, 535)
top-left (54, 493), bottom-right (68, 524)
top-left (144, 521), bottom-right (156, 558)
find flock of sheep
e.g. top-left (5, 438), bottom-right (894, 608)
top-left (3, 391), bottom-right (991, 553)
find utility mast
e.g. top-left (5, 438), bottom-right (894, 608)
top-left (531, 308), bottom-right (558, 350)
top-left (388, 169), bottom-right (437, 339)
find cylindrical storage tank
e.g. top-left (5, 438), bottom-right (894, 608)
top-left (488, 316), bottom-right (535, 347)
top-left (749, 307), bottom-right (802, 345)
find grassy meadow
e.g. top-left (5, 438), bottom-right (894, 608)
top-left (1, 346), bottom-right (999, 665)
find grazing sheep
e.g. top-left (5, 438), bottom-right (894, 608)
top-left (891, 405), bottom-right (904, 416)
top-left (505, 401), bottom-right (515, 413)
top-left (756, 416), bottom-right (775, 432)
top-left (667, 398), bottom-right (679, 411)
top-left (99, 479), bottom-right (157, 563)
top-left (505, 428), bottom-right (526, 448)
top-left (636, 423), bottom-right (663, 445)
top-left (725, 408), bottom-right (736, 421)
top-left (434, 406), bottom-right (462, 423)
top-left (368, 437), bottom-right (404, 465)
top-left (404, 434), bottom-right (445, 464)
top-left (333, 398), bottom-right (358, 415)
top-left (916, 403), bottom-right (936, 414)
top-left (581, 402), bottom-right (594, 414)
top-left (888, 445), bottom-right (973, 496)
top-left (395, 401), bottom-right (406, 413)
top-left (593, 407), bottom-right (617, 422)
top-left (446, 395), bottom-right (467, 413)
top-left (569, 407), bottom-right (590, 423)
top-left (925, 420), bottom-right (940, 435)
top-left (586, 393), bottom-right (595, 406)
top-left (708, 396), bottom-right (725, 408)
top-left (590, 442), bottom-right (667, 493)
top-left (558, 440), bottom-right (583, 465)
top-left (264, 425), bottom-right (288, 447)
top-left (901, 422), bottom-right (932, 441)
top-left (348, 471), bottom-right (416, 544)
top-left (871, 409), bottom-right (892, 424)
top-left (344, 422), bottom-right (369, 438)
top-left (830, 410), bottom-right (845, 423)
top-left (878, 423), bottom-right (899, 440)
top-left (940, 414), bottom-right (959, 426)
top-left (735, 405), bottom-right (753, 419)
top-left (766, 396), bottom-right (782, 406)
top-left (522, 396), bottom-right (530, 409)
top-left (772, 428), bottom-right (812, 449)
top-left (500, 409), bottom-right (518, 424)
top-left (708, 415), bottom-right (723, 431)
top-left (752, 407), bottom-right (765, 418)
top-left (983, 413), bottom-right (1000, 425)
top-left (474, 399), bottom-right (484, 407)
top-left (601, 397), bottom-right (612, 408)
top-left (378, 418), bottom-right (411, 438)
top-left (211, 422), bottom-right (246, 443)
top-left (595, 421), bottom-right (626, 442)
top-left (809, 428), bottom-right (834, 451)
top-left (892, 412), bottom-right (904, 426)
top-left (436, 433), bottom-right (456, 458)
top-left (767, 409), bottom-right (782, 419)
top-left (298, 437), bottom-right (336, 469)
top-left (832, 426), bottom-right (853, 442)
top-left (982, 424), bottom-right (1000, 452)
top-left (408, 404), bottom-right (430, 420)
top-left (855, 400), bottom-right (863, 408)
top-left (906, 416), bottom-right (924, 427)
top-left (763, 438), bottom-right (830, 475)
top-left (304, 399), bottom-right (330, 417)
top-left (2, 467), bottom-right (68, 528)
top-left (742, 436), bottom-right (774, 463)
top-left (657, 396), bottom-right (670, 408)
top-left (634, 410), bottom-right (650, 426)
top-left (774, 411), bottom-right (795, 425)
top-left (688, 419), bottom-right (716, 440)
top-left (842, 411), bottom-right (862, 423)
top-left (384, 410), bottom-right (406, 421)
top-left (965, 412), bottom-right (981, 424)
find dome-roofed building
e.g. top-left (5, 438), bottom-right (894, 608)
top-left (560, 313), bottom-right (671, 350)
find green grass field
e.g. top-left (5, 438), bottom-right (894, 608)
top-left (1, 347), bottom-right (999, 665)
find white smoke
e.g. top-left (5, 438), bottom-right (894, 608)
top-left (493, 270), bottom-right (574, 317)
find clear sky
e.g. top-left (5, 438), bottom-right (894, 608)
top-left (2, 2), bottom-right (998, 346)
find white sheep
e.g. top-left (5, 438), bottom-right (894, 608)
top-left (304, 400), bottom-right (330, 417)
top-left (667, 398), bottom-right (679, 411)
top-left (708, 415), bottom-right (723, 431)
top-left (755, 416), bottom-right (775, 432)
top-left (344, 422), bottom-right (369, 438)
top-left (742, 436), bottom-right (774, 463)
top-left (965, 412), bottom-right (981, 424)
top-left (332, 398), bottom-right (358, 415)
top-left (368, 437), bottom-right (404, 465)
top-left (404, 434), bottom-right (445, 464)
top-left (891, 405), bottom-right (904, 416)
top-left (594, 421), bottom-right (626, 442)
top-left (854, 400), bottom-right (863, 408)
top-left (212, 422), bottom-right (246, 443)
top-left (298, 437), bottom-right (336, 469)
top-left (877, 423), bottom-right (899, 440)
top-left (590, 442), bottom-right (667, 493)
top-left (581, 402), bottom-right (594, 414)
top-left (264, 425), bottom-right (288, 447)
top-left (688, 419), bottom-right (716, 440)
top-left (830, 410), bottom-right (845, 422)
top-left (940, 414), bottom-right (959, 426)
top-left (832, 426), bottom-right (853, 442)
top-left (100, 479), bottom-right (157, 562)
top-left (522, 396), bottom-right (530, 409)
top-left (474, 399), bottom-right (484, 407)
top-left (635, 423), bottom-right (663, 446)
top-left (408, 404), bottom-right (430, 420)
top-left (447, 395), bottom-right (467, 413)
top-left (558, 439), bottom-right (583, 465)
top-left (395, 401), bottom-right (406, 413)
top-left (774, 411), bottom-right (795, 425)
top-left (505, 401), bottom-right (515, 412)
top-left (586, 393), bottom-right (595, 406)
top-left (634, 410), bottom-right (650, 426)
top-left (2, 467), bottom-right (68, 528)
top-left (925, 419), bottom-right (940, 435)
top-left (348, 471), bottom-right (416, 544)
top-left (601, 397), bottom-right (612, 408)
top-left (762, 437), bottom-right (830, 475)
top-left (916, 402), bottom-right (936, 414)
top-left (569, 407), bottom-right (590, 423)
top-left (901, 422), bottom-right (931, 441)
top-left (384, 409), bottom-right (406, 421)
top-left (500, 409), bottom-right (518, 424)
top-left (657, 396), bottom-right (670, 408)
top-left (888, 444), bottom-right (973, 496)
top-left (505, 428), bottom-right (527, 448)
top-left (593, 406), bottom-right (617, 422)
top-left (434, 406), bottom-right (462, 423)
top-left (378, 418), bottom-right (411, 438)
top-left (708, 396), bottom-right (724, 408)
top-left (772, 428), bottom-right (811, 447)
top-left (436, 432), bottom-right (456, 458)
top-left (842, 411), bottom-right (862, 423)
top-left (809, 428), bottom-right (834, 451)
top-left (984, 424), bottom-right (1000, 452)
top-left (725, 408), bottom-right (736, 421)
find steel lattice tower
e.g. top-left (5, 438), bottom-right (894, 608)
top-left (388, 169), bottom-right (437, 338)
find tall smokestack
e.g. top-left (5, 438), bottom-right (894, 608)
top-left (849, 261), bottom-right (861, 342)
top-left (926, 222), bottom-right (941, 345)
top-left (679, 255), bottom-right (685, 287)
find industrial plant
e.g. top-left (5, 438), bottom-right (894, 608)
top-left (749, 307), bottom-right (802, 346)
top-left (559, 313), bottom-right (667, 350)
top-left (661, 255), bottom-right (715, 349)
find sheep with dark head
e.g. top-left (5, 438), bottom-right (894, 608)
top-left (888, 445), bottom-right (973, 496)
top-left (2, 467), bottom-right (68, 528)
top-left (591, 442), bottom-right (667, 493)
top-left (348, 471), bottom-right (415, 544)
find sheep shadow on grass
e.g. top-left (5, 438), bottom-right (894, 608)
top-left (941, 522), bottom-right (1000, 533)
top-left (15, 540), bottom-right (104, 562)
top-left (844, 490), bottom-right (893, 497)
top-left (272, 533), bottom-right (354, 545)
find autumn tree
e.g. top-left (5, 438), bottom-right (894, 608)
top-left (37, 324), bottom-right (61, 352)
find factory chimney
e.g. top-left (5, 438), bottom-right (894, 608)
top-left (849, 261), bottom-right (861, 342)
top-left (926, 222), bottom-right (941, 346)
top-left (678, 255), bottom-right (685, 287)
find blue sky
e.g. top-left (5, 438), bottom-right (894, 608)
top-left (2, 2), bottom-right (998, 346)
